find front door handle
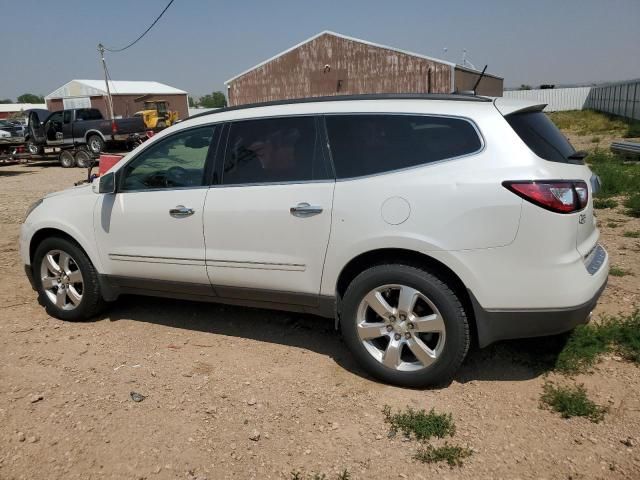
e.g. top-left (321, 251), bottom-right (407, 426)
top-left (290, 202), bottom-right (323, 217)
top-left (169, 205), bottom-right (195, 217)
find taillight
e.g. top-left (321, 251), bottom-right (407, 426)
top-left (503, 180), bottom-right (588, 214)
top-left (111, 121), bottom-right (118, 134)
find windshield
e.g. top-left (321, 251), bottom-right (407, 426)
top-left (506, 111), bottom-right (577, 163)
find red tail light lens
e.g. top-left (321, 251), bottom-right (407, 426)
top-left (111, 121), bottom-right (118, 134)
top-left (503, 180), bottom-right (589, 213)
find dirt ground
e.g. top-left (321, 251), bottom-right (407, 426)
top-left (1, 156), bottom-right (639, 480)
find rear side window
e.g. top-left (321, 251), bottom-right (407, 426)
top-left (222, 116), bottom-right (330, 185)
top-left (506, 111), bottom-right (576, 163)
top-left (325, 114), bottom-right (482, 179)
top-left (76, 109), bottom-right (102, 121)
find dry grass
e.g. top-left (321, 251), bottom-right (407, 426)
top-left (548, 110), bottom-right (630, 137)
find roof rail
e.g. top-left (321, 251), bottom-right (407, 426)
top-left (189, 93), bottom-right (492, 120)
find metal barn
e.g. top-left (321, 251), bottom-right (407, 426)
top-left (45, 80), bottom-right (189, 120)
top-left (225, 31), bottom-right (503, 106)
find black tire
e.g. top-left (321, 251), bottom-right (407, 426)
top-left (59, 150), bottom-right (76, 168)
top-left (340, 264), bottom-right (470, 388)
top-left (87, 135), bottom-right (105, 154)
top-left (33, 237), bottom-right (106, 321)
top-left (75, 149), bottom-right (92, 168)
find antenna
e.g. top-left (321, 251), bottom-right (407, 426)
top-left (472, 65), bottom-right (488, 93)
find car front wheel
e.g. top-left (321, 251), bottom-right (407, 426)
top-left (33, 237), bottom-right (105, 321)
top-left (341, 264), bottom-right (470, 388)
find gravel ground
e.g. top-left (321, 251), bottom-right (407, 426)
top-left (1, 158), bottom-right (639, 480)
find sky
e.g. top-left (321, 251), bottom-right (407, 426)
top-left (1, 0), bottom-right (639, 100)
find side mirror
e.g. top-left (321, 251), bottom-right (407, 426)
top-left (94, 172), bottom-right (116, 194)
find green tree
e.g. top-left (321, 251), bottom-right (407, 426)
top-left (17, 93), bottom-right (45, 103)
top-left (0, 98), bottom-right (13, 104)
top-left (188, 96), bottom-right (197, 108)
top-left (199, 91), bottom-right (227, 108)
top-left (519, 84), bottom-right (532, 90)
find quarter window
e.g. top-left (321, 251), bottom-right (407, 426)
top-left (120, 126), bottom-right (215, 191)
top-left (325, 115), bottom-right (482, 179)
top-left (222, 116), bottom-right (329, 185)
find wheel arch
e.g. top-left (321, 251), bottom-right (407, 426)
top-left (84, 130), bottom-right (106, 142)
top-left (29, 227), bottom-right (102, 274)
top-left (334, 248), bottom-right (477, 345)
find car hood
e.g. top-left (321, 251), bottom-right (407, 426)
top-left (44, 183), bottom-right (94, 200)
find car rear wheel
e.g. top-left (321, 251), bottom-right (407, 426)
top-left (87, 135), bottom-right (104, 154)
top-left (59, 150), bottom-right (76, 168)
top-left (33, 237), bottom-right (105, 321)
top-left (341, 264), bottom-right (470, 388)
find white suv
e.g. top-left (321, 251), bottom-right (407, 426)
top-left (20, 94), bottom-right (608, 387)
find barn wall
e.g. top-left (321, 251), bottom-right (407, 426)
top-left (454, 68), bottom-right (503, 96)
top-left (228, 33), bottom-right (453, 106)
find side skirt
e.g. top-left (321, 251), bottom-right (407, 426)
top-left (98, 275), bottom-right (336, 318)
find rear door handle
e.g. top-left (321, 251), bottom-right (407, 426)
top-left (290, 202), bottom-right (323, 217)
top-left (169, 205), bottom-right (195, 217)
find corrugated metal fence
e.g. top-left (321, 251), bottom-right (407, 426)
top-left (583, 80), bottom-right (640, 121)
top-left (503, 87), bottom-right (591, 112)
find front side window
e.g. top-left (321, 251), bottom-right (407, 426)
top-left (222, 116), bottom-right (329, 185)
top-left (325, 114), bottom-right (482, 179)
top-left (120, 126), bottom-right (215, 191)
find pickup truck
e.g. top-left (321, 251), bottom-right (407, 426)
top-left (26, 107), bottom-right (146, 154)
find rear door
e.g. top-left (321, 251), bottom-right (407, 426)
top-left (203, 116), bottom-right (335, 303)
top-left (61, 110), bottom-right (74, 145)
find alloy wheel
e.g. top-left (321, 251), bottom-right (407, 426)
top-left (39, 249), bottom-right (84, 310)
top-left (356, 284), bottom-right (446, 372)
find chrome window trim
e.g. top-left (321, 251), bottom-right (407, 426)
top-left (210, 178), bottom-right (335, 189)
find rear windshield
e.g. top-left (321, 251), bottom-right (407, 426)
top-left (506, 111), bottom-right (576, 163)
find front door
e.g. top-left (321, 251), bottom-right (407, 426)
top-left (94, 125), bottom-right (217, 288)
top-left (44, 111), bottom-right (64, 147)
top-left (203, 116), bottom-right (335, 304)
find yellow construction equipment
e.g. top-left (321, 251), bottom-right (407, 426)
top-left (134, 100), bottom-right (179, 130)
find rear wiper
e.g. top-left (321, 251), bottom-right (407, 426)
top-left (567, 151), bottom-right (588, 163)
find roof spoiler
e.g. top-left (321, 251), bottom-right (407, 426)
top-left (493, 98), bottom-right (547, 116)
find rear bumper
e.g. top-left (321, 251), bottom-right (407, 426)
top-left (111, 133), bottom-right (141, 142)
top-left (471, 279), bottom-right (607, 348)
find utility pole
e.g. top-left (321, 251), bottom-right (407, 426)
top-left (97, 43), bottom-right (115, 121)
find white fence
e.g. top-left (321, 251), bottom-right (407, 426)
top-left (503, 87), bottom-right (591, 112)
top-left (584, 80), bottom-right (640, 121)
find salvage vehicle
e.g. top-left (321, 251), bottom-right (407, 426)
top-left (0, 119), bottom-right (26, 138)
top-left (20, 94), bottom-right (608, 387)
top-left (26, 107), bottom-right (145, 155)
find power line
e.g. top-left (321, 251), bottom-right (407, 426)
top-left (103, 0), bottom-right (175, 53)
